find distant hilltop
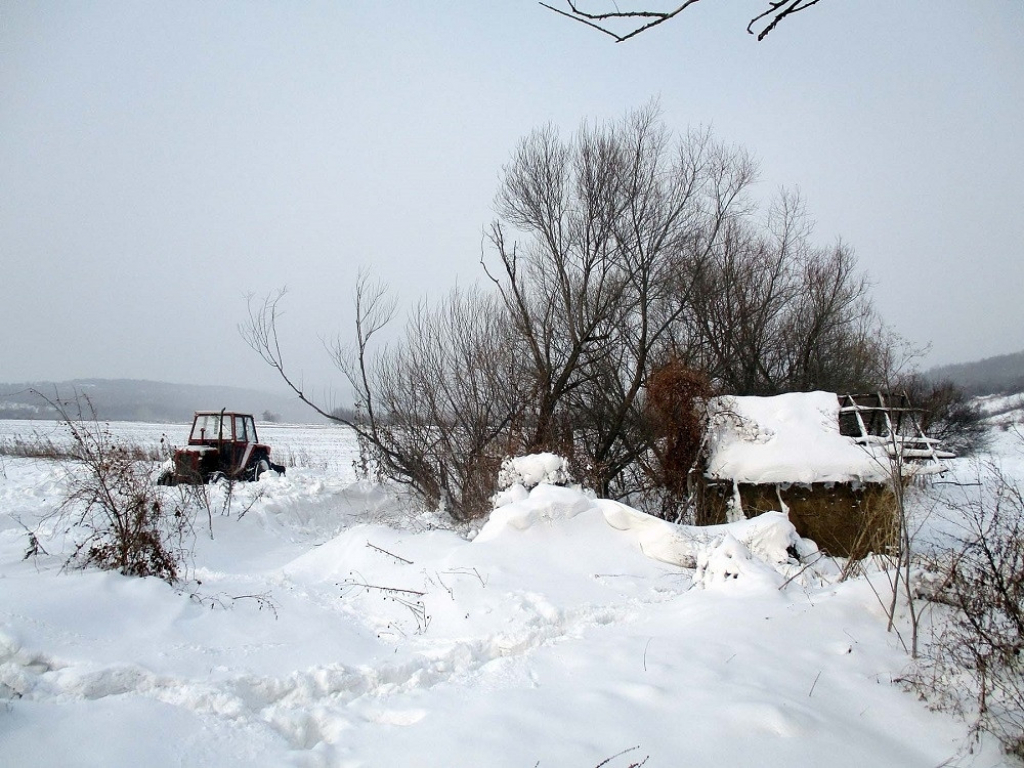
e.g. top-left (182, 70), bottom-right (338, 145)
top-left (0, 379), bottom-right (331, 424)
top-left (925, 348), bottom-right (1024, 396)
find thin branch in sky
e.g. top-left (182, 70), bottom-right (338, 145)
top-left (747, 0), bottom-right (824, 41)
top-left (540, 0), bottom-right (826, 42)
top-left (538, 1), bottom-right (701, 43)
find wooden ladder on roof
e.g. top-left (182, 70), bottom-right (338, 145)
top-left (837, 392), bottom-right (952, 468)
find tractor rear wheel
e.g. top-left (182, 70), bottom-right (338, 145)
top-left (254, 459), bottom-right (270, 480)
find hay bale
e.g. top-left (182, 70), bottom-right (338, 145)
top-left (695, 478), bottom-right (897, 558)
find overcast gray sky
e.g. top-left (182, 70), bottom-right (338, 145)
top-left (2, 1), bottom-right (1022, 396)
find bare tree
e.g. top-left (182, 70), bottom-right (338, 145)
top-left (243, 279), bottom-right (528, 521)
top-left (336, 285), bottom-right (528, 519)
top-left (540, 0), bottom-right (826, 43)
top-left (484, 103), bottom-right (757, 497)
top-left (682, 189), bottom-right (899, 396)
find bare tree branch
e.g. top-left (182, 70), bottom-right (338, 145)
top-left (539, 1), bottom-right (701, 43)
top-left (747, 0), bottom-right (824, 41)
top-left (540, 0), bottom-right (826, 42)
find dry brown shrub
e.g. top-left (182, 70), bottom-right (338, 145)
top-left (32, 393), bottom-right (195, 582)
top-left (644, 360), bottom-right (713, 519)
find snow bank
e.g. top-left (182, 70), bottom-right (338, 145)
top-left (705, 391), bottom-right (890, 484)
top-left (482, 483), bottom-right (819, 588)
top-left (0, 422), bottom-right (1009, 768)
top-left (694, 533), bottom-right (792, 590)
top-left (479, 484), bottom-right (592, 538)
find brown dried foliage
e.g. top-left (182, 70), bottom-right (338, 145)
top-left (644, 360), bottom-right (712, 518)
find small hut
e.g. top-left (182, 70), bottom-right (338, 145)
top-left (694, 391), bottom-right (949, 557)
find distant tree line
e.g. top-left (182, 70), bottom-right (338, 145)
top-left (245, 105), bottom-right (966, 521)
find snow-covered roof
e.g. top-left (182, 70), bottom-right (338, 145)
top-left (704, 391), bottom-right (891, 485)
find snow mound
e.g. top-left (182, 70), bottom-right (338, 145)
top-left (492, 453), bottom-right (572, 508)
top-left (595, 498), bottom-right (702, 566)
top-left (480, 484), bottom-right (818, 584)
top-left (479, 484), bottom-right (593, 538)
top-left (695, 533), bottom-right (786, 590)
top-left (714, 511), bottom-right (818, 564)
top-left (601, 503), bottom-right (816, 572)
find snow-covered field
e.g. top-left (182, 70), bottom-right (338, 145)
top-left (0, 419), bottom-right (363, 478)
top-left (0, 419), bottom-right (1019, 767)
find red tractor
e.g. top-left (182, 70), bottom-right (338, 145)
top-left (158, 410), bottom-right (285, 485)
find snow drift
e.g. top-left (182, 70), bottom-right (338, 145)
top-left (0, 421), bottom-right (1007, 768)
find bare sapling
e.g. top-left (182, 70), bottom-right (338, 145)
top-left (846, 404), bottom-right (929, 658)
top-left (914, 457), bottom-right (1024, 758)
top-left (30, 391), bottom-right (196, 583)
